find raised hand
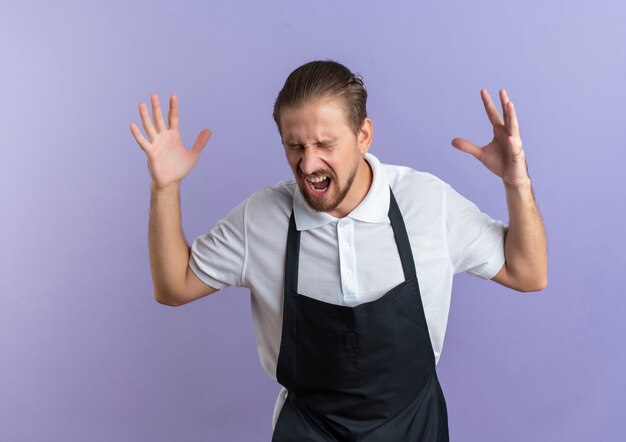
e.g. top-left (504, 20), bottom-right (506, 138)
top-left (451, 89), bottom-right (529, 188)
top-left (130, 93), bottom-right (212, 190)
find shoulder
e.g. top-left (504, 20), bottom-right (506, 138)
top-left (247, 179), bottom-right (295, 210)
top-left (382, 162), bottom-right (447, 203)
top-left (372, 161), bottom-right (448, 229)
top-left (240, 179), bottom-right (296, 228)
top-left (382, 162), bottom-right (445, 185)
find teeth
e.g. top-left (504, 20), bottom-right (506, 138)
top-left (305, 175), bottom-right (327, 183)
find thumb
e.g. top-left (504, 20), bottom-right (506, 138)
top-left (451, 137), bottom-right (481, 159)
top-left (191, 129), bottom-right (212, 155)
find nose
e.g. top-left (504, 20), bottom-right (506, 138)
top-left (298, 146), bottom-right (323, 176)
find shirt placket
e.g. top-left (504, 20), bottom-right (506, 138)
top-left (337, 219), bottom-right (358, 302)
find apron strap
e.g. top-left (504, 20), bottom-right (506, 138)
top-left (284, 212), bottom-right (300, 294)
top-left (388, 187), bottom-right (417, 281)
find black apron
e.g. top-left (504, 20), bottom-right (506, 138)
top-left (272, 188), bottom-right (449, 441)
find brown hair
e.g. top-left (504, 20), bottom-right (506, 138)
top-left (273, 60), bottom-right (368, 136)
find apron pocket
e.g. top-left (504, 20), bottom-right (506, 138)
top-left (295, 320), bottom-right (360, 390)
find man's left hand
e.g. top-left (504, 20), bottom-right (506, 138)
top-left (451, 89), bottom-right (529, 188)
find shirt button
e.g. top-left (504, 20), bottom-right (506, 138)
top-left (338, 221), bottom-right (344, 228)
top-left (346, 268), bottom-right (352, 276)
top-left (342, 241), bottom-right (349, 249)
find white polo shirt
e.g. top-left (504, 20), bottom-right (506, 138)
top-left (189, 153), bottom-right (506, 424)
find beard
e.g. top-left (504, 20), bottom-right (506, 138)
top-left (297, 157), bottom-right (360, 214)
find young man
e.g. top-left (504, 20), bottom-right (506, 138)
top-left (130, 60), bottom-right (547, 441)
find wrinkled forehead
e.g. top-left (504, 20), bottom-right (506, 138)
top-left (279, 96), bottom-right (352, 144)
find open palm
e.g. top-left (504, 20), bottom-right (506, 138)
top-left (130, 93), bottom-right (211, 190)
top-left (451, 89), bottom-right (529, 187)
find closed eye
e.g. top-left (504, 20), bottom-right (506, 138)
top-left (284, 141), bottom-right (335, 150)
top-left (316, 140), bottom-right (338, 149)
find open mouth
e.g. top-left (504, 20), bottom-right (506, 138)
top-left (305, 175), bottom-right (331, 194)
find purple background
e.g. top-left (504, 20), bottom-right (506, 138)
top-left (1, 0), bottom-right (624, 440)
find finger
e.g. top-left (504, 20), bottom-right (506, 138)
top-left (138, 101), bottom-right (157, 141)
top-left (129, 122), bottom-right (151, 153)
top-left (151, 93), bottom-right (167, 133)
top-left (480, 89), bottom-right (503, 126)
top-left (190, 129), bottom-right (212, 155)
top-left (506, 101), bottom-right (520, 139)
top-left (168, 94), bottom-right (179, 130)
top-left (451, 137), bottom-right (482, 159)
top-left (500, 89), bottom-right (510, 128)
top-left (507, 135), bottom-right (524, 157)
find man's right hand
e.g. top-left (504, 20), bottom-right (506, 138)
top-left (130, 93), bottom-right (212, 190)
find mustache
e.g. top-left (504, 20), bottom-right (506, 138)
top-left (298, 167), bottom-right (336, 180)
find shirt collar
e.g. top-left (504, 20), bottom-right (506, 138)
top-left (293, 152), bottom-right (390, 231)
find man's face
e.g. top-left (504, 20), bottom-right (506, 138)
top-left (279, 96), bottom-right (373, 218)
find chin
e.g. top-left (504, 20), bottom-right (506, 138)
top-left (303, 187), bottom-right (343, 214)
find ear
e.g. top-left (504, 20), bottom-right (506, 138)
top-left (357, 117), bottom-right (373, 155)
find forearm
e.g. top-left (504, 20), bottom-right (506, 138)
top-left (149, 181), bottom-right (190, 304)
top-left (502, 178), bottom-right (548, 290)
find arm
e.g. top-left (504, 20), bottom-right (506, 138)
top-left (492, 179), bottom-right (547, 291)
top-left (149, 181), bottom-right (219, 306)
top-left (451, 89), bottom-right (547, 292)
top-left (131, 93), bottom-right (218, 306)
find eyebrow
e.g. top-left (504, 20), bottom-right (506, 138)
top-left (284, 139), bottom-right (337, 147)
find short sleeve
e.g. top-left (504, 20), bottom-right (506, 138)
top-left (188, 198), bottom-right (248, 289)
top-left (444, 182), bottom-right (507, 279)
